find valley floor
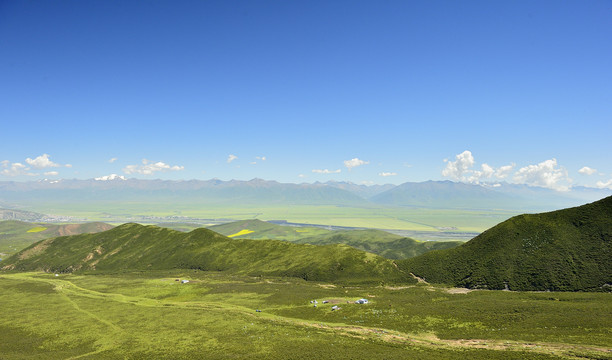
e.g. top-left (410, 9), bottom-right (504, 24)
top-left (0, 271), bottom-right (610, 359)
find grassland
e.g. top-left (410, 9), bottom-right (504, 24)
top-left (209, 219), bottom-right (334, 241)
top-left (206, 220), bottom-right (462, 260)
top-left (0, 271), bottom-right (610, 359)
top-left (21, 202), bottom-right (518, 237)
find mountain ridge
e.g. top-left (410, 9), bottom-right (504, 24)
top-left (0, 220), bottom-right (114, 255)
top-left (208, 220), bottom-right (463, 260)
top-left (398, 196), bottom-right (612, 291)
top-left (1, 223), bottom-right (411, 284)
top-left (2, 179), bottom-right (608, 211)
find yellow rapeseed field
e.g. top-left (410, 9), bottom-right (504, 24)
top-left (227, 229), bottom-right (254, 238)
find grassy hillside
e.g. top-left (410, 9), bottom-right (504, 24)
top-left (209, 220), bottom-right (462, 259)
top-left (398, 196), bottom-right (612, 291)
top-left (293, 229), bottom-right (462, 260)
top-left (208, 219), bottom-right (333, 240)
top-left (0, 220), bottom-right (113, 255)
top-left (1, 223), bottom-right (411, 284)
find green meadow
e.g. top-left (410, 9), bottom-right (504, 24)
top-left (23, 202), bottom-right (517, 235)
top-left (0, 271), bottom-right (610, 359)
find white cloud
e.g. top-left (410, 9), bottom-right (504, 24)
top-left (312, 169), bottom-right (341, 174)
top-left (123, 159), bottom-right (184, 175)
top-left (441, 151), bottom-right (574, 191)
top-left (298, 174), bottom-right (306, 178)
top-left (25, 154), bottom-right (61, 169)
top-left (442, 151), bottom-right (517, 184)
top-left (109, 157), bottom-right (118, 163)
top-left (379, 172), bottom-right (397, 177)
top-left (251, 156), bottom-right (267, 165)
top-left (481, 164), bottom-right (495, 178)
top-left (227, 154), bottom-right (238, 163)
top-left (344, 158), bottom-right (369, 170)
top-left (466, 163), bottom-right (494, 183)
top-left (495, 164), bottom-right (516, 179)
top-left (513, 159), bottom-right (571, 191)
top-left (1, 160), bottom-right (9, 168)
top-left (596, 179), bottom-right (612, 190)
top-left (0, 162), bottom-right (37, 177)
top-left (44, 171), bottom-right (59, 176)
top-left (442, 150), bottom-right (474, 180)
top-left (578, 166), bottom-right (597, 175)
top-left (95, 174), bottom-right (127, 181)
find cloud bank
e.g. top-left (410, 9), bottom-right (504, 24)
top-left (1, 154), bottom-right (68, 177)
top-left (1, 162), bottom-right (36, 177)
top-left (123, 159), bottom-right (184, 175)
top-left (442, 150), bottom-right (571, 191)
top-left (513, 159), bottom-right (570, 191)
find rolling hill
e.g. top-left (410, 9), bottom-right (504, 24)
top-left (208, 219), bottom-right (462, 259)
top-left (1, 223), bottom-right (412, 284)
top-left (398, 196), bottom-right (612, 291)
top-left (293, 230), bottom-right (463, 260)
top-left (208, 219), bottom-right (333, 241)
top-left (0, 220), bottom-right (113, 255)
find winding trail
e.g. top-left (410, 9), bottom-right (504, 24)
top-left (2, 273), bottom-right (610, 359)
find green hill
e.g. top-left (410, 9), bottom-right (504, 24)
top-left (208, 219), bottom-right (333, 240)
top-left (209, 220), bottom-right (462, 259)
top-left (293, 229), bottom-right (462, 260)
top-left (398, 196), bottom-right (612, 291)
top-left (1, 223), bottom-right (412, 284)
top-left (0, 220), bottom-right (113, 255)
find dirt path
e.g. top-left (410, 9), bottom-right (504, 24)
top-left (3, 273), bottom-right (611, 359)
top-left (410, 272), bottom-right (429, 284)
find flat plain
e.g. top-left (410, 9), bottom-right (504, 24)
top-left (22, 202), bottom-right (517, 235)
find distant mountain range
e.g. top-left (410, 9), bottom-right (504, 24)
top-left (0, 178), bottom-right (365, 206)
top-left (1, 178), bottom-right (610, 212)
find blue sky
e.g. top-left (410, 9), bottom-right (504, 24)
top-left (1, 0), bottom-right (611, 190)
